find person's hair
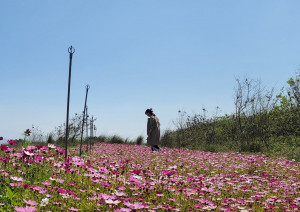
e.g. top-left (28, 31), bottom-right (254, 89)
top-left (145, 108), bottom-right (155, 116)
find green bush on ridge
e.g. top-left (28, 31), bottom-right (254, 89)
top-left (161, 73), bottom-right (300, 161)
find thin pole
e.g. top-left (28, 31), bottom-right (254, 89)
top-left (90, 116), bottom-right (93, 150)
top-left (65, 45), bottom-right (75, 159)
top-left (80, 85), bottom-right (90, 156)
top-left (86, 106), bottom-right (89, 152)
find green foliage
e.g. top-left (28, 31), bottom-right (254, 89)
top-left (135, 136), bottom-right (144, 145)
top-left (21, 141), bottom-right (32, 149)
top-left (5, 186), bottom-right (19, 206)
top-left (46, 134), bottom-right (55, 144)
top-left (94, 135), bottom-right (109, 143)
top-left (109, 135), bottom-right (125, 144)
top-left (161, 74), bottom-right (300, 161)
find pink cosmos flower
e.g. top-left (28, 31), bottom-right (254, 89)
top-left (69, 207), bottom-right (80, 211)
top-left (114, 209), bottom-right (131, 212)
top-left (57, 179), bottom-right (64, 184)
top-left (23, 199), bottom-right (38, 206)
top-left (14, 206), bottom-right (37, 212)
top-left (26, 146), bottom-right (36, 151)
top-left (124, 202), bottom-right (146, 210)
top-left (38, 189), bottom-right (47, 194)
top-left (68, 182), bottom-right (78, 187)
top-left (34, 156), bottom-right (45, 162)
top-left (42, 181), bottom-right (51, 186)
top-left (10, 183), bottom-right (22, 187)
top-left (10, 176), bottom-right (23, 182)
top-left (99, 167), bottom-right (109, 173)
top-left (115, 191), bottom-right (126, 197)
top-left (23, 150), bottom-right (34, 156)
top-left (5, 147), bottom-right (14, 152)
top-left (28, 185), bottom-right (43, 191)
top-left (53, 201), bottom-right (62, 205)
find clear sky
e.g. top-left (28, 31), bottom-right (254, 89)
top-left (1, 1), bottom-right (300, 141)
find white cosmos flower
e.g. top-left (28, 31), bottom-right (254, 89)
top-left (24, 150), bottom-right (34, 156)
top-left (40, 198), bottom-right (49, 207)
top-left (48, 143), bottom-right (56, 149)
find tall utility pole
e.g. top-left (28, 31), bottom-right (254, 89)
top-left (94, 124), bottom-right (97, 137)
top-left (65, 45), bottom-right (75, 159)
top-left (85, 106), bottom-right (89, 138)
top-left (90, 116), bottom-right (94, 137)
top-left (79, 85), bottom-right (90, 156)
top-left (85, 106), bottom-right (89, 152)
top-left (90, 116), bottom-right (95, 150)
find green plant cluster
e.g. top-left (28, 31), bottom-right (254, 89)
top-left (161, 73), bottom-right (300, 161)
top-left (46, 134), bottom-right (145, 148)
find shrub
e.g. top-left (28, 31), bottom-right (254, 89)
top-left (135, 136), bottom-right (144, 145)
top-left (109, 135), bottom-right (125, 144)
top-left (47, 134), bottom-right (55, 144)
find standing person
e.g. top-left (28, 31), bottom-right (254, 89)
top-left (145, 108), bottom-right (161, 151)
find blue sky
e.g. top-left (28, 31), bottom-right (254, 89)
top-left (1, 1), bottom-right (300, 140)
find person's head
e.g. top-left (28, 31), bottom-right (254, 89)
top-left (145, 108), bottom-right (155, 117)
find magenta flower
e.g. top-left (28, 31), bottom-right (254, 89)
top-left (7, 139), bottom-right (17, 145)
top-left (0, 157), bottom-right (10, 162)
top-left (57, 188), bottom-right (66, 193)
top-left (0, 136), bottom-right (3, 140)
top-left (14, 206), bottom-right (37, 212)
top-left (34, 156), bottom-right (45, 163)
top-left (0, 144), bottom-right (8, 151)
top-left (24, 129), bottom-right (31, 136)
top-left (56, 147), bottom-right (64, 154)
top-left (161, 169), bottom-right (176, 176)
top-left (68, 182), bottom-right (78, 187)
top-left (194, 204), bottom-right (203, 208)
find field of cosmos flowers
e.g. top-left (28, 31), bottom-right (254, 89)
top-left (0, 140), bottom-right (299, 211)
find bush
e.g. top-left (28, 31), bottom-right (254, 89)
top-left (95, 135), bottom-right (109, 143)
top-left (47, 134), bottom-right (55, 144)
top-left (135, 136), bottom-right (144, 145)
top-left (109, 135), bottom-right (125, 144)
